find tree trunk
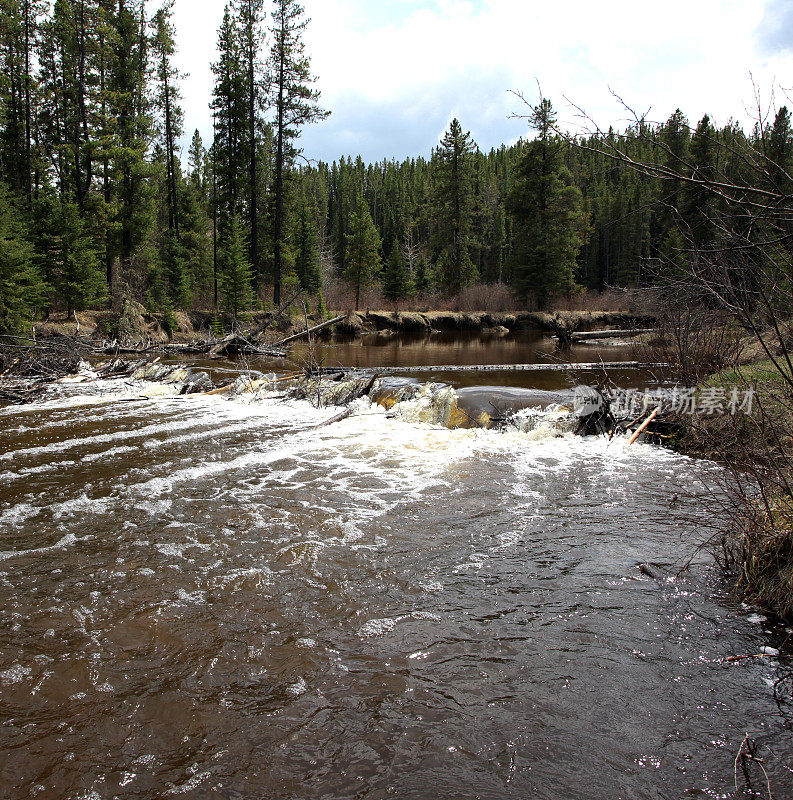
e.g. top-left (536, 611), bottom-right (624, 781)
top-left (273, 45), bottom-right (285, 306)
top-left (247, 35), bottom-right (258, 280)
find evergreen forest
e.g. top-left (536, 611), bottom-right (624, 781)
top-left (2, 0), bottom-right (792, 332)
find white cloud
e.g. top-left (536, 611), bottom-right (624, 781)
top-left (171, 0), bottom-right (793, 162)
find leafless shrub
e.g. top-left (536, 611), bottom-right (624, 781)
top-left (553, 288), bottom-right (650, 314)
top-left (565, 90), bottom-right (793, 620)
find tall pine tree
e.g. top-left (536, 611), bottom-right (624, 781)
top-left (266, 0), bottom-right (327, 305)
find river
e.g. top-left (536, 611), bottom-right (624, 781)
top-left (0, 332), bottom-right (791, 799)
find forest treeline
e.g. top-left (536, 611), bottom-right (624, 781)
top-left (2, 0), bottom-right (793, 333)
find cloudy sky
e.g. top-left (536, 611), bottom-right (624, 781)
top-left (170, 0), bottom-right (793, 163)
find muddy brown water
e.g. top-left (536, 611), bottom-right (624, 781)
top-left (0, 333), bottom-right (791, 799)
top-left (179, 331), bottom-right (659, 390)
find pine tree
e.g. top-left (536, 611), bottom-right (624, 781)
top-left (107, 0), bottom-right (155, 279)
top-left (507, 98), bottom-right (586, 308)
top-left (211, 4), bottom-right (246, 221)
top-left (151, 1), bottom-right (183, 242)
top-left (220, 214), bottom-right (255, 317)
top-left (32, 194), bottom-right (105, 314)
top-left (434, 118), bottom-right (477, 293)
top-left (266, 0), bottom-right (328, 305)
top-left (344, 191), bottom-right (380, 311)
top-left (0, 1), bottom-right (28, 196)
top-left (0, 182), bottom-right (43, 331)
top-left (294, 196), bottom-right (321, 294)
top-left (236, 0), bottom-right (265, 279)
top-left (382, 239), bottom-right (413, 306)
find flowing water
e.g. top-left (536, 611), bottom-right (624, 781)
top-left (0, 335), bottom-right (791, 799)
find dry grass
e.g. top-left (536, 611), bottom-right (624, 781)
top-left (552, 288), bottom-right (651, 314)
top-left (322, 282), bottom-right (652, 315)
top-left (734, 499), bottom-right (793, 621)
top-left (323, 282), bottom-right (522, 313)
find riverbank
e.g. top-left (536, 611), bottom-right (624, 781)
top-left (666, 358), bottom-right (793, 621)
top-left (329, 310), bottom-right (656, 337)
top-left (29, 308), bottom-right (657, 345)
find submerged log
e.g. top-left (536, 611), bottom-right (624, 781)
top-left (312, 407), bottom-right (354, 428)
top-left (306, 361), bottom-right (666, 376)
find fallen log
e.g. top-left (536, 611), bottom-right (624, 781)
top-left (312, 407), bottom-right (354, 428)
top-left (99, 337), bottom-right (287, 359)
top-left (627, 407), bottom-right (661, 445)
top-left (571, 328), bottom-right (658, 342)
top-left (276, 315), bottom-right (347, 346)
top-left (303, 361), bottom-right (667, 376)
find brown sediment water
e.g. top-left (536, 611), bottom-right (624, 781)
top-left (0, 334), bottom-right (791, 799)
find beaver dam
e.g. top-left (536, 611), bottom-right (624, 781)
top-left (0, 331), bottom-right (791, 800)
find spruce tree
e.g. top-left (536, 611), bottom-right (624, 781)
top-left (766, 106), bottom-right (793, 195)
top-left (220, 214), bottom-right (255, 318)
top-left (681, 114), bottom-right (718, 250)
top-left (294, 197), bottom-right (321, 294)
top-left (434, 118), bottom-right (477, 293)
top-left (188, 129), bottom-right (206, 191)
top-left (344, 191), bottom-right (380, 311)
top-left (382, 239), bottom-right (413, 306)
top-left (266, 0), bottom-right (328, 305)
top-left (507, 98), bottom-right (586, 308)
top-left (413, 255), bottom-right (434, 295)
top-left (32, 194), bottom-right (104, 314)
top-left (0, 182), bottom-right (43, 331)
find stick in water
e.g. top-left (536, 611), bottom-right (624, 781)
top-left (627, 407), bottom-right (660, 446)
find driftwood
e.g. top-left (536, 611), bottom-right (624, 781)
top-left (571, 328), bottom-right (658, 342)
top-left (312, 407), bottom-right (354, 428)
top-left (99, 336), bottom-right (288, 359)
top-left (0, 381), bottom-right (49, 404)
top-left (276, 315), bottom-right (347, 347)
top-left (0, 337), bottom-right (87, 404)
top-left (207, 332), bottom-right (286, 358)
top-left (627, 407), bottom-right (661, 445)
top-left (304, 361), bottom-right (667, 376)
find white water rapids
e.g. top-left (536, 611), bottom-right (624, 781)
top-left (0, 370), bottom-right (791, 800)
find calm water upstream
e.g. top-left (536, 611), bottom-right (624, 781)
top-left (0, 334), bottom-right (791, 799)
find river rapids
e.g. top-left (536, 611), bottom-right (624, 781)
top-left (0, 368), bottom-right (791, 799)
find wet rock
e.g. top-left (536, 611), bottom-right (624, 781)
top-left (180, 371), bottom-right (211, 394)
top-left (162, 367), bottom-right (191, 384)
top-left (289, 373), bottom-right (378, 406)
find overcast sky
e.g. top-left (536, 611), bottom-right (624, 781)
top-left (170, 0), bottom-right (793, 163)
